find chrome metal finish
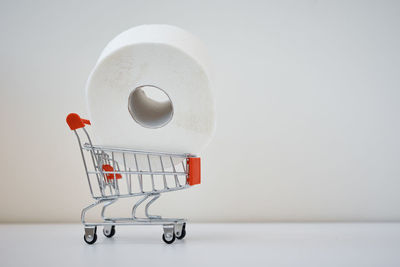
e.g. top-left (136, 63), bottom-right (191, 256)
top-left (174, 223), bottom-right (184, 237)
top-left (84, 226), bottom-right (97, 242)
top-left (101, 199), bottom-right (117, 220)
top-left (132, 194), bottom-right (150, 219)
top-left (103, 225), bottom-right (113, 235)
top-left (145, 194), bottom-right (161, 219)
top-left (71, 126), bottom-right (194, 244)
top-left (163, 224), bottom-right (175, 241)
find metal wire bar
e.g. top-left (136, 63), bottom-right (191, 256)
top-left (74, 130), bottom-right (94, 198)
top-left (160, 156), bottom-right (168, 189)
top-left (101, 199), bottom-right (118, 220)
top-left (122, 153), bottom-right (131, 194)
top-left (83, 144), bottom-right (188, 158)
top-left (87, 170), bottom-right (187, 175)
top-left (90, 185), bottom-right (189, 200)
top-left (147, 154), bottom-right (156, 191)
top-left (132, 195), bottom-right (150, 219)
top-left (145, 194), bottom-right (161, 219)
top-left (170, 156), bottom-right (180, 187)
top-left (111, 152), bottom-right (119, 195)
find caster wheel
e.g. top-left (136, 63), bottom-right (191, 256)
top-left (176, 223), bottom-right (186, 240)
top-left (103, 225), bottom-right (116, 238)
top-left (162, 233), bottom-right (176, 244)
top-left (84, 233), bottom-right (97, 245)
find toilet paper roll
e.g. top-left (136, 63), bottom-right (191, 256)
top-left (86, 25), bottom-right (215, 169)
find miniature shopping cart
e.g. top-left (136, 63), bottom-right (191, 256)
top-left (66, 113), bottom-right (201, 245)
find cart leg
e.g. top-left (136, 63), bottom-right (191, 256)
top-left (81, 199), bottom-right (106, 224)
top-left (101, 199), bottom-right (118, 221)
top-left (162, 224), bottom-right (176, 244)
top-left (145, 194), bottom-right (161, 219)
top-left (84, 226), bottom-right (97, 245)
top-left (132, 195), bottom-right (150, 219)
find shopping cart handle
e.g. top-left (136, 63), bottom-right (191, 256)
top-left (66, 113), bottom-right (91, 130)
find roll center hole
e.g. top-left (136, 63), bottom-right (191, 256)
top-left (128, 85), bottom-right (174, 128)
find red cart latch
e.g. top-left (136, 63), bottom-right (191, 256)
top-left (102, 164), bottom-right (122, 180)
top-left (187, 157), bottom-right (201, 186)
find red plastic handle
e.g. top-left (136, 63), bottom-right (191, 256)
top-left (66, 113), bottom-right (91, 130)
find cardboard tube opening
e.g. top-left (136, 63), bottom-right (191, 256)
top-left (128, 85), bottom-right (174, 128)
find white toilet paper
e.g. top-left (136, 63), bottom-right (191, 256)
top-left (86, 25), bottom-right (215, 167)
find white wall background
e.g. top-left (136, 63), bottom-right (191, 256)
top-left (0, 0), bottom-right (399, 223)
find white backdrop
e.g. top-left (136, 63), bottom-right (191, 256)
top-left (0, 0), bottom-right (399, 222)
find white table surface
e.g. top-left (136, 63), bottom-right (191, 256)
top-left (0, 223), bottom-right (399, 267)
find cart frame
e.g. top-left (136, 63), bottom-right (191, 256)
top-left (66, 113), bottom-right (200, 244)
